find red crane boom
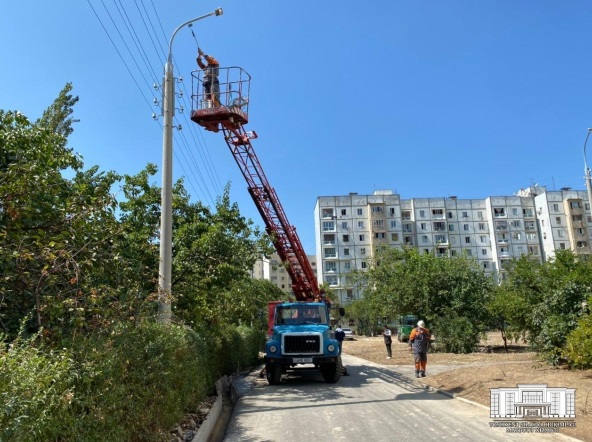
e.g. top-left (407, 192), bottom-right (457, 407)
top-left (190, 67), bottom-right (319, 301)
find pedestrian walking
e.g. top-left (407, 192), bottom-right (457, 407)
top-left (383, 325), bottom-right (392, 359)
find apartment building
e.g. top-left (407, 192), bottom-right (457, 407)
top-left (251, 253), bottom-right (318, 296)
top-left (314, 187), bottom-right (592, 306)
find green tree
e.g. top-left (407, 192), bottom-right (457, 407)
top-left (351, 246), bottom-right (494, 352)
top-left (0, 87), bottom-right (122, 340)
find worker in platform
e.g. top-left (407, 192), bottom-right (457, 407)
top-left (196, 47), bottom-right (220, 107)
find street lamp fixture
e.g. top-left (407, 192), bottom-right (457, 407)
top-left (158, 8), bottom-right (223, 323)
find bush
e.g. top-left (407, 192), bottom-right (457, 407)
top-left (1, 321), bottom-right (266, 441)
top-left (563, 312), bottom-right (592, 369)
top-left (0, 334), bottom-right (77, 442)
top-left (432, 314), bottom-right (480, 354)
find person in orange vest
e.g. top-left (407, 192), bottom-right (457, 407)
top-left (409, 320), bottom-right (432, 378)
top-left (196, 47), bottom-right (220, 106)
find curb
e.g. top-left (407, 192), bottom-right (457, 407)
top-left (192, 376), bottom-right (229, 442)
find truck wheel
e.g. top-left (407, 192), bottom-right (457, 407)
top-left (321, 357), bottom-right (342, 383)
top-left (266, 364), bottom-right (282, 385)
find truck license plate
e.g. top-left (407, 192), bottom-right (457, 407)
top-left (293, 357), bottom-right (313, 364)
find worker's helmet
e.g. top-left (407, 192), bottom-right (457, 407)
top-left (417, 320), bottom-right (425, 327)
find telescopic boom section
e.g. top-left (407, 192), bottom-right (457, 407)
top-left (190, 67), bottom-right (319, 301)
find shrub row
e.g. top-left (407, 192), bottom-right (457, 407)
top-left (0, 322), bottom-right (264, 442)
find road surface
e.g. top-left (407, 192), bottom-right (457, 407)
top-left (223, 354), bottom-right (573, 441)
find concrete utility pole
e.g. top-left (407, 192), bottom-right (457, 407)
top-left (158, 8), bottom-right (223, 323)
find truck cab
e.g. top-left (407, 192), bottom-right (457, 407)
top-left (264, 302), bottom-right (343, 384)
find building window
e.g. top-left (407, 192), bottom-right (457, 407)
top-left (554, 216), bottom-right (561, 224)
top-left (529, 245), bottom-right (539, 255)
top-left (373, 219), bottom-right (384, 227)
top-left (422, 235), bottom-right (428, 243)
top-left (358, 221), bottom-right (364, 228)
top-left (553, 203), bottom-right (559, 211)
top-left (527, 233), bottom-right (536, 240)
top-left (447, 211), bottom-right (453, 219)
top-left (359, 234), bottom-right (365, 241)
top-left (512, 232), bottom-right (522, 240)
top-left (403, 223), bottom-right (413, 233)
top-left (325, 262), bottom-right (336, 272)
top-left (512, 208), bottom-right (518, 216)
top-left (511, 220), bottom-right (521, 228)
top-left (374, 232), bottom-right (386, 239)
top-left (560, 243), bottom-right (566, 249)
top-left (402, 210), bottom-right (411, 220)
top-left (390, 220), bottom-right (397, 228)
top-left (570, 201), bottom-right (583, 209)
top-left (463, 224), bottom-right (469, 231)
top-left (465, 249), bottom-right (472, 256)
top-left (550, 392), bottom-right (560, 415)
top-left (525, 221), bottom-right (535, 230)
top-left (558, 230), bottom-right (565, 237)
top-left (483, 261), bottom-right (489, 269)
top-left (322, 208), bottom-right (334, 218)
top-left (341, 221), bottom-right (348, 229)
top-left (573, 215), bottom-right (583, 222)
top-left (391, 233), bottom-right (399, 241)
top-left (465, 237), bottom-right (471, 244)
top-left (326, 275), bottom-right (338, 286)
top-left (343, 234), bottom-right (349, 242)
top-left (344, 261), bottom-right (351, 270)
top-left (361, 262), bottom-right (367, 269)
top-left (419, 210), bottom-right (425, 217)
top-left (477, 211), bottom-right (483, 219)
top-left (578, 228), bottom-right (585, 235)
top-left (449, 224), bottom-right (455, 231)
top-left (478, 223), bottom-right (485, 230)
top-left (577, 241), bottom-right (589, 248)
top-left (360, 248), bottom-right (366, 255)
top-left (462, 211), bottom-right (469, 218)
top-left (494, 208), bottom-right (505, 217)
top-left (344, 248), bottom-right (350, 256)
top-left (506, 393), bottom-right (515, 415)
top-left (324, 248), bottom-right (336, 258)
top-left (389, 207), bottom-right (396, 216)
top-left (480, 235), bottom-right (486, 243)
top-left (357, 208), bottom-right (363, 216)
top-left (432, 209), bottom-right (444, 217)
top-left (322, 221), bottom-right (335, 231)
top-left (435, 234), bottom-right (446, 243)
top-left (341, 209), bottom-right (347, 216)
top-left (404, 236), bottom-right (414, 245)
top-left (523, 208), bottom-right (534, 217)
top-left (434, 222), bottom-right (446, 231)
top-left (323, 234), bottom-right (335, 244)
top-left (372, 206), bottom-right (384, 213)
top-left (420, 222), bottom-right (427, 230)
top-left (482, 249), bottom-right (487, 256)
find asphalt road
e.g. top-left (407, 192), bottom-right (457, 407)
top-left (223, 354), bottom-right (572, 442)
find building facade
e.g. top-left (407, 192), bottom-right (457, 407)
top-left (251, 253), bottom-right (318, 296)
top-left (314, 187), bottom-right (592, 306)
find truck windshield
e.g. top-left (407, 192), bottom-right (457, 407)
top-left (275, 305), bottom-right (328, 325)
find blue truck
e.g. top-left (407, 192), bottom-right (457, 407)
top-left (264, 301), bottom-right (343, 385)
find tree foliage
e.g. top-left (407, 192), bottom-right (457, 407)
top-left (0, 84), bottom-right (279, 343)
top-left (349, 247), bottom-right (494, 352)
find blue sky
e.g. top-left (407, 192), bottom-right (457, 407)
top-left (2, 1), bottom-right (592, 254)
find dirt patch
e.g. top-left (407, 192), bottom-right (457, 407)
top-left (343, 333), bottom-right (592, 441)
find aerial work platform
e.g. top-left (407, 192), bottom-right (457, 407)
top-left (190, 66), bottom-right (250, 132)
